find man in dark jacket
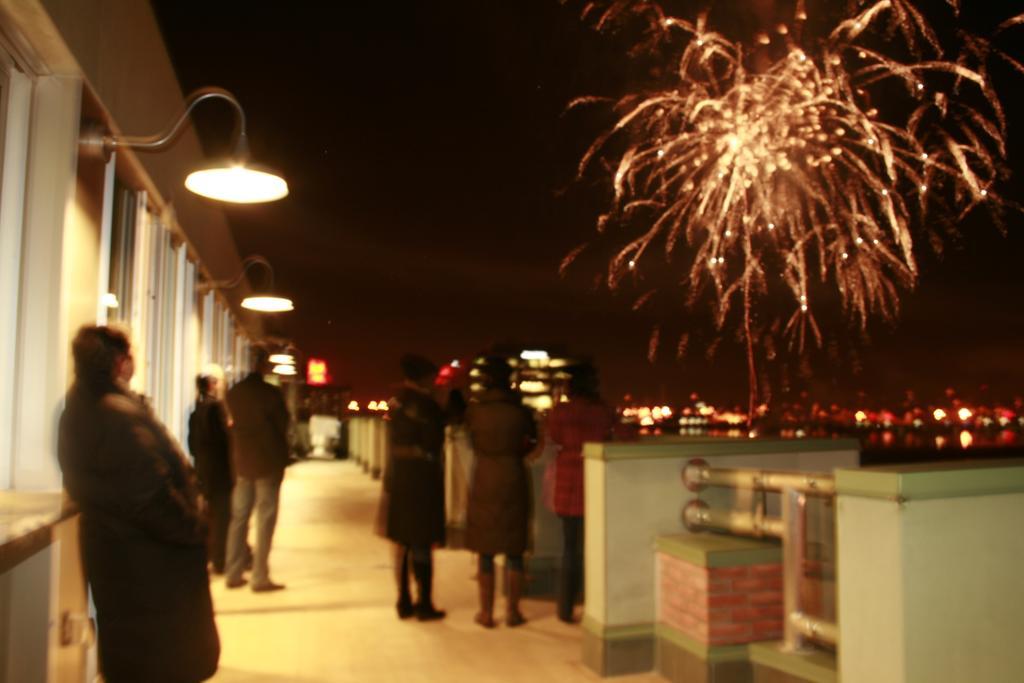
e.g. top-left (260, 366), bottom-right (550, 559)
top-left (58, 325), bottom-right (219, 682)
top-left (224, 347), bottom-right (291, 592)
top-left (188, 370), bottom-right (233, 573)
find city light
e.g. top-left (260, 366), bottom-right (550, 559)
top-left (269, 353), bottom-right (295, 365)
top-left (347, 400), bottom-right (359, 411)
top-left (958, 407), bottom-right (973, 422)
top-left (307, 358), bottom-right (329, 386)
top-left (933, 408), bottom-right (947, 421)
top-left (272, 364), bottom-right (296, 376)
top-left (519, 350), bottom-right (550, 361)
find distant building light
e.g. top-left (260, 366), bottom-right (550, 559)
top-left (933, 408), bottom-right (947, 421)
top-left (520, 350), bottom-right (550, 361)
top-left (531, 395), bottom-right (554, 411)
top-left (369, 401), bottom-right (379, 411)
top-left (269, 353), bottom-right (295, 365)
top-left (307, 358), bottom-right (329, 386)
top-left (101, 292), bottom-right (119, 309)
top-left (518, 380), bottom-right (549, 393)
top-left (347, 400), bottom-right (359, 411)
top-left (273, 364), bottom-right (296, 376)
top-left (450, 359), bottom-right (461, 368)
top-left (957, 407), bottom-right (972, 421)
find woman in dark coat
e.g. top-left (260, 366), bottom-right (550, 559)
top-left (382, 353), bottom-right (447, 620)
top-left (188, 369), bottom-right (233, 573)
top-left (465, 358), bottom-right (537, 628)
top-left (58, 325), bottom-right (219, 683)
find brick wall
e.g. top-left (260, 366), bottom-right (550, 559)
top-left (658, 553), bottom-right (784, 646)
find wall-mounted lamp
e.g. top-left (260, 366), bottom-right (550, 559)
top-left (199, 255), bottom-right (294, 313)
top-left (80, 87), bottom-right (288, 203)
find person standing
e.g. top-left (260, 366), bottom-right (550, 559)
top-left (382, 354), bottom-right (447, 620)
top-left (188, 368), bottom-right (233, 574)
top-left (58, 325), bottom-right (219, 682)
top-left (224, 347), bottom-right (291, 592)
top-left (465, 358), bottom-right (537, 628)
top-left (544, 362), bottom-right (615, 623)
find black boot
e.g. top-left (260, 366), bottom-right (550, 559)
top-left (557, 559), bottom-right (579, 623)
top-left (395, 546), bottom-right (414, 619)
top-left (412, 556), bottom-right (446, 621)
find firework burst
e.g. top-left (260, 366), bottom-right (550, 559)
top-left (566, 0), bottom-right (1022, 422)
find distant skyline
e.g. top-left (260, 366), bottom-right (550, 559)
top-left (154, 1), bottom-right (1024, 406)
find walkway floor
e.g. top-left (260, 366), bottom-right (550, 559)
top-left (208, 459), bottom-right (664, 683)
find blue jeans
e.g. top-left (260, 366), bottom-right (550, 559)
top-left (226, 473), bottom-right (283, 585)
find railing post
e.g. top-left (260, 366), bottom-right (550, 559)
top-left (782, 486), bottom-right (807, 652)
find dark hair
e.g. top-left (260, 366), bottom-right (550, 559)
top-left (446, 389), bottom-right (467, 424)
top-left (196, 374), bottom-right (213, 396)
top-left (72, 325), bottom-right (131, 392)
top-left (249, 345), bottom-right (270, 372)
top-left (567, 363), bottom-right (600, 400)
top-left (479, 357), bottom-right (512, 390)
top-left (400, 353), bottom-right (438, 382)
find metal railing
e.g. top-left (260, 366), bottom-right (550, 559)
top-left (681, 458), bottom-right (839, 651)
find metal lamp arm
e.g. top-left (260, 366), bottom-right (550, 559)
top-left (106, 87), bottom-right (249, 157)
top-left (199, 255), bottom-right (274, 293)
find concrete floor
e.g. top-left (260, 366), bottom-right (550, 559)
top-left (208, 459), bottom-right (664, 683)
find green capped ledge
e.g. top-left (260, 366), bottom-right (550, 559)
top-left (656, 532), bottom-right (781, 567)
top-left (749, 641), bottom-right (837, 683)
top-left (836, 458), bottom-right (1024, 501)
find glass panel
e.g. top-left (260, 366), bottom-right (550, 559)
top-left (106, 180), bottom-right (137, 326)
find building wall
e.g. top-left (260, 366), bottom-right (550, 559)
top-left (0, 3), bottom-right (261, 680)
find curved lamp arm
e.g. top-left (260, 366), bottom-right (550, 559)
top-left (89, 87), bottom-right (249, 160)
top-left (199, 255), bottom-right (274, 293)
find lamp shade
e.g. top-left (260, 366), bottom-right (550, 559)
top-left (185, 162), bottom-right (288, 203)
top-left (242, 295), bottom-right (294, 313)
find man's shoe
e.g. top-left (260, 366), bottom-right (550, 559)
top-left (251, 581), bottom-right (286, 593)
top-left (415, 604), bottom-right (446, 621)
top-left (225, 577), bottom-right (248, 589)
top-left (396, 599), bottom-right (415, 619)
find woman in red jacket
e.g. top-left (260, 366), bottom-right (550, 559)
top-left (545, 363), bottom-right (615, 623)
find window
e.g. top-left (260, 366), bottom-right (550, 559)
top-left (0, 48), bottom-right (31, 488)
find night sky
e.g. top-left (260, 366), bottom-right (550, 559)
top-left (152, 1), bottom-right (1024, 407)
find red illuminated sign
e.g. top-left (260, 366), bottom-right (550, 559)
top-left (307, 358), bottom-right (329, 386)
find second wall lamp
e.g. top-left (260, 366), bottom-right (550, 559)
top-left (199, 255), bottom-right (294, 313)
top-left (80, 87), bottom-right (288, 203)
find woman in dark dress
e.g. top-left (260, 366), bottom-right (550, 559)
top-left (381, 353), bottom-right (447, 620)
top-left (465, 358), bottom-right (537, 628)
top-left (57, 325), bottom-right (219, 682)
